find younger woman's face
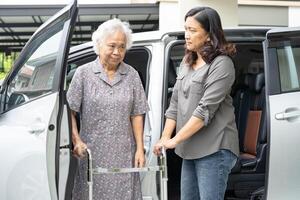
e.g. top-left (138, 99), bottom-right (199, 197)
top-left (184, 16), bottom-right (209, 52)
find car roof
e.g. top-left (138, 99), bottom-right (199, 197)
top-left (69, 27), bottom-right (271, 55)
top-left (266, 26), bottom-right (300, 40)
top-left (267, 26), bottom-right (300, 34)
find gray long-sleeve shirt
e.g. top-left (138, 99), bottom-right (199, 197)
top-left (166, 55), bottom-right (239, 159)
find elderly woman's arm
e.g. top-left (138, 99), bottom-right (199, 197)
top-left (70, 110), bottom-right (87, 158)
top-left (131, 115), bottom-right (145, 168)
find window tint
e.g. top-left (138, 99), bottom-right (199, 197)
top-left (68, 47), bottom-right (150, 90)
top-left (4, 21), bottom-right (65, 111)
top-left (66, 54), bottom-right (97, 84)
top-left (169, 43), bottom-right (185, 76)
top-left (277, 46), bottom-right (300, 92)
top-left (124, 48), bottom-right (149, 89)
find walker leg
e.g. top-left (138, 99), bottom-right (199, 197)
top-left (159, 148), bottom-right (168, 200)
top-left (86, 149), bottom-right (93, 200)
top-left (88, 182), bottom-right (93, 200)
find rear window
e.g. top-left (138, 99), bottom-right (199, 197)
top-left (277, 46), bottom-right (300, 92)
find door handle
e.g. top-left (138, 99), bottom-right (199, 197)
top-left (275, 111), bottom-right (300, 120)
top-left (28, 117), bottom-right (46, 134)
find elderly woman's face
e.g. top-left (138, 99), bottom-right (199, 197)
top-left (184, 16), bottom-right (209, 52)
top-left (99, 30), bottom-right (126, 68)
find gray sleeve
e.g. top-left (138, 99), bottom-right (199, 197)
top-left (66, 67), bottom-right (84, 112)
top-left (165, 80), bottom-right (179, 121)
top-left (193, 56), bottom-right (235, 126)
top-left (131, 71), bottom-right (149, 115)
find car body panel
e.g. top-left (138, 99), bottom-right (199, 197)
top-left (266, 93), bottom-right (300, 199)
top-left (0, 93), bottom-right (57, 200)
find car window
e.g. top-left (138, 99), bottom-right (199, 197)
top-left (66, 54), bottom-right (97, 85)
top-left (169, 43), bottom-right (185, 76)
top-left (67, 47), bottom-right (150, 90)
top-left (277, 45), bottom-right (300, 92)
top-left (4, 21), bottom-right (66, 111)
top-left (124, 48), bottom-right (150, 89)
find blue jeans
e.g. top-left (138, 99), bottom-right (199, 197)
top-left (181, 149), bottom-right (237, 200)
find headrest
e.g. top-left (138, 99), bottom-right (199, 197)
top-left (245, 73), bottom-right (265, 93)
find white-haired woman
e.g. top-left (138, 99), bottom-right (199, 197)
top-left (67, 18), bottom-right (148, 200)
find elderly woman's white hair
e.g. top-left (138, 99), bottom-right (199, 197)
top-left (92, 18), bottom-right (133, 55)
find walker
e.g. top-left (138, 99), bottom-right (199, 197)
top-left (86, 148), bottom-right (168, 200)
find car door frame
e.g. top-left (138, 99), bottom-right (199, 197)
top-left (263, 27), bottom-right (300, 199)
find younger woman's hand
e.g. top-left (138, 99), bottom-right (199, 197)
top-left (153, 137), bottom-right (169, 156)
top-left (163, 138), bottom-right (178, 149)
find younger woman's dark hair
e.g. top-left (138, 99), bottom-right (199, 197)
top-left (184, 7), bottom-right (236, 66)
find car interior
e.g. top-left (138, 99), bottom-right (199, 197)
top-left (66, 47), bottom-right (149, 89)
top-left (165, 42), bottom-right (267, 200)
top-left (64, 47), bottom-right (152, 199)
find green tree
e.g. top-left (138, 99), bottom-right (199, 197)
top-left (0, 52), bottom-right (18, 80)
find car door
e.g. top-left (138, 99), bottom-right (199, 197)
top-left (0, 1), bottom-right (77, 200)
top-left (264, 28), bottom-right (300, 200)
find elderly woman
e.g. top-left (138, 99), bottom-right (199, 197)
top-left (67, 18), bottom-right (148, 200)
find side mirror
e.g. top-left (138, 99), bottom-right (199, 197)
top-left (7, 93), bottom-right (29, 109)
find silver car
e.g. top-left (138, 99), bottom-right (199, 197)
top-left (1, 0), bottom-right (300, 200)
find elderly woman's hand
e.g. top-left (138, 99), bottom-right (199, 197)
top-left (73, 139), bottom-right (87, 159)
top-left (135, 149), bottom-right (145, 168)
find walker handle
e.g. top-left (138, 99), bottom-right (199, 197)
top-left (86, 148), bottom-right (92, 182)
